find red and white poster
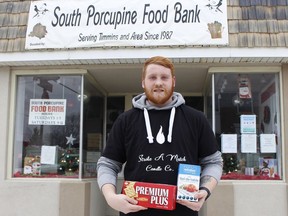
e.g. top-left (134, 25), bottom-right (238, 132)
top-left (29, 99), bottom-right (66, 125)
top-left (238, 77), bottom-right (252, 99)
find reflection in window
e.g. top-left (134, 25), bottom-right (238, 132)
top-left (106, 96), bottom-right (125, 136)
top-left (214, 73), bottom-right (282, 180)
top-left (82, 77), bottom-right (104, 178)
top-left (12, 75), bottom-right (104, 178)
top-left (13, 75), bottom-right (82, 177)
top-left (184, 96), bottom-right (204, 112)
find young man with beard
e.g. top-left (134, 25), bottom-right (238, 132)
top-left (97, 56), bottom-right (223, 216)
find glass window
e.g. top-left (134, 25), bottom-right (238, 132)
top-left (213, 73), bottom-right (282, 180)
top-left (106, 96), bottom-right (125, 137)
top-left (184, 96), bottom-right (204, 112)
top-left (82, 77), bottom-right (104, 178)
top-left (12, 74), bottom-right (104, 178)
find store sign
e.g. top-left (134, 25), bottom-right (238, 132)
top-left (29, 99), bottom-right (66, 125)
top-left (25, 0), bottom-right (228, 49)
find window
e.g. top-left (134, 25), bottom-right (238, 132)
top-left (213, 72), bottom-right (282, 180)
top-left (12, 73), bottom-right (104, 178)
top-left (82, 77), bottom-right (104, 178)
top-left (106, 96), bottom-right (125, 137)
top-left (184, 96), bottom-right (204, 112)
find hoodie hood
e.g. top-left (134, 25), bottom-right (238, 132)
top-left (132, 92), bottom-right (185, 110)
top-left (132, 92), bottom-right (185, 144)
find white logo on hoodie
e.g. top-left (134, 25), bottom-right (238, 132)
top-left (156, 126), bottom-right (165, 144)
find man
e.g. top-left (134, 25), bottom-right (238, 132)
top-left (97, 56), bottom-right (223, 216)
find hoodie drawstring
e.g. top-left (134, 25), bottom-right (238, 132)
top-left (143, 107), bottom-right (176, 144)
top-left (167, 107), bottom-right (175, 143)
top-left (144, 108), bottom-right (154, 143)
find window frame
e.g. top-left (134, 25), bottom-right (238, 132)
top-left (209, 66), bottom-right (284, 181)
top-left (7, 69), bottom-right (106, 180)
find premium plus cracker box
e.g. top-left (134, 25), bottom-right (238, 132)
top-left (122, 181), bottom-right (177, 210)
top-left (177, 164), bottom-right (201, 202)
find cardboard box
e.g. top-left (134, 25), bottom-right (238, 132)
top-left (177, 164), bottom-right (201, 202)
top-left (122, 181), bottom-right (177, 210)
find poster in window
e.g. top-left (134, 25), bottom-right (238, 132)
top-left (40, 145), bottom-right (58, 164)
top-left (241, 134), bottom-right (257, 153)
top-left (260, 134), bottom-right (276, 153)
top-left (221, 134), bottom-right (237, 153)
top-left (259, 158), bottom-right (277, 177)
top-left (238, 77), bottom-right (252, 99)
top-left (240, 115), bottom-right (256, 134)
top-left (29, 99), bottom-right (66, 125)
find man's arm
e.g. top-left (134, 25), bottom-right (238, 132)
top-left (97, 156), bottom-right (122, 189)
top-left (97, 157), bottom-right (147, 214)
top-left (199, 150), bottom-right (223, 199)
top-left (101, 183), bottom-right (147, 214)
top-left (177, 151), bottom-right (223, 211)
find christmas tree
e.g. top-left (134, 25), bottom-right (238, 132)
top-left (223, 154), bottom-right (238, 173)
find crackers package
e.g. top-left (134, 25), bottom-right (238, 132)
top-left (122, 181), bottom-right (177, 210)
top-left (176, 164), bottom-right (201, 202)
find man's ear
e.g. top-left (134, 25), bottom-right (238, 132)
top-left (142, 80), bottom-right (145, 89)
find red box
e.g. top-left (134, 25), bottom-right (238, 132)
top-left (122, 181), bottom-right (177, 210)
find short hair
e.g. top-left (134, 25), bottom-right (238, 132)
top-left (142, 56), bottom-right (174, 80)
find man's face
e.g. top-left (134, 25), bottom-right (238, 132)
top-left (142, 64), bottom-right (175, 106)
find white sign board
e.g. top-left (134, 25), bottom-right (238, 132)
top-left (221, 134), bottom-right (237, 153)
top-left (25, 0), bottom-right (228, 49)
top-left (41, 146), bottom-right (58, 164)
top-left (240, 115), bottom-right (257, 134)
top-left (29, 99), bottom-right (66, 125)
top-left (260, 134), bottom-right (276, 153)
top-left (241, 134), bottom-right (257, 153)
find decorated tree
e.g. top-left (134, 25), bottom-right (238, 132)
top-left (223, 154), bottom-right (238, 173)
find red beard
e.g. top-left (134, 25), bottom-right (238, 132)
top-left (144, 86), bottom-right (174, 105)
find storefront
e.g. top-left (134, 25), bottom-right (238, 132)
top-left (0, 0), bottom-right (287, 216)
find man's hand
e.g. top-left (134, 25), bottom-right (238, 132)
top-left (176, 189), bottom-right (208, 212)
top-left (102, 184), bottom-right (147, 214)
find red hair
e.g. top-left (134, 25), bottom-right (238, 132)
top-left (142, 56), bottom-right (174, 80)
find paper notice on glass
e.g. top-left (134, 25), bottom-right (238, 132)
top-left (29, 99), bottom-right (66, 125)
top-left (260, 134), bottom-right (276, 153)
top-left (221, 134), bottom-right (237, 153)
top-left (240, 115), bottom-right (256, 134)
top-left (40, 146), bottom-right (58, 164)
top-left (241, 134), bottom-right (257, 153)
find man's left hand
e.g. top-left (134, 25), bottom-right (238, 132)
top-left (176, 189), bottom-right (208, 211)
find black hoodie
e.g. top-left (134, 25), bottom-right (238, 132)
top-left (98, 92), bottom-right (222, 216)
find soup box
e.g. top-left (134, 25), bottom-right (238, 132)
top-left (176, 164), bottom-right (201, 202)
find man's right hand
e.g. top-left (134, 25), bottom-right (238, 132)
top-left (102, 184), bottom-right (148, 214)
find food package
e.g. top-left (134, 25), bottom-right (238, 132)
top-left (122, 181), bottom-right (177, 210)
top-left (177, 164), bottom-right (201, 202)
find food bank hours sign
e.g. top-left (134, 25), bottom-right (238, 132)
top-left (29, 99), bottom-right (66, 125)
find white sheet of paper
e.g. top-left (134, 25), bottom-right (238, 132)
top-left (260, 134), bottom-right (276, 153)
top-left (40, 146), bottom-right (57, 164)
top-left (221, 134), bottom-right (237, 153)
top-left (240, 115), bottom-right (256, 134)
top-left (241, 134), bottom-right (257, 153)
